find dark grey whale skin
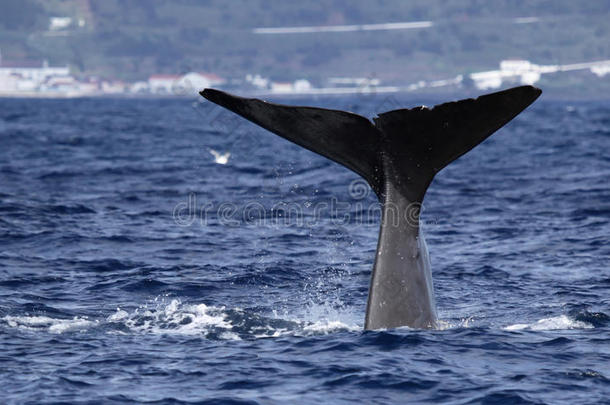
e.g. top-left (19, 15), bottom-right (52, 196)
top-left (200, 86), bottom-right (542, 330)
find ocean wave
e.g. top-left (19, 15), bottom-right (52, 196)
top-left (1, 299), bottom-right (360, 340)
top-left (2, 315), bottom-right (97, 333)
top-left (4, 303), bottom-right (599, 338)
top-left (503, 315), bottom-right (594, 331)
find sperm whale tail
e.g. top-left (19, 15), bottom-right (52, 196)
top-left (200, 86), bottom-right (541, 329)
top-left (201, 86), bottom-right (541, 202)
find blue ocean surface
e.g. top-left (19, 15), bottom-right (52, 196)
top-left (0, 93), bottom-right (608, 404)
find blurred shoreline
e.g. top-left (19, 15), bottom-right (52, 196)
top-left (1, 58), bottom-right (608, 100)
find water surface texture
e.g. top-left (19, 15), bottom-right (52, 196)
top-left (1, 94), bottom-right (609, 404)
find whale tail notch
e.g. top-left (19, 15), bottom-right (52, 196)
top-left (200, 86), bottom-right (541, 202)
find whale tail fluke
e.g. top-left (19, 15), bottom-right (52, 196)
top-left (201, 88), bottom-right (383, 194)
top-left (200, 86), bottom-right (541, 202)
top-left (372, 85), bottom-right (542, 201)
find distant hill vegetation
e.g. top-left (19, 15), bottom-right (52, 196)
top-left (0, 0), bottom-right (46, 30)
top-left (1, 0), bottom-right (609, 94)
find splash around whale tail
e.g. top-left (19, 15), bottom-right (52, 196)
top-left (200, 86), bottom-right (541, 203)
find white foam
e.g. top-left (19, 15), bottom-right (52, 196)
top-left (504, 315), bottom-right (594, 331)
top-left (275, 301), bottom-right (361, 336)
top-left (302, 319), bottom-right (359, 334)
top-left (107, 308), bottom-right (128, 321)
top-left (107, 299), bottom-right (238, 338)
top-left (2, 299), bottom-right (364, 339)
top-left (2, 315), bottom-right (96, 333)
top-left (219, 331), bottom-right (241, 340)
top-left (120, 299), bottom-right (360, 338)
top-left (430, 315), bottom-right (477, 330)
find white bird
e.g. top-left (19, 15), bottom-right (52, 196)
top-left (209, 148), bottom-right (231, 165)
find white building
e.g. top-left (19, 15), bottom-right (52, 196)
top-left (173, 72), bottom-right (225, 93)
top-left (469, 58), bottom-right (610, 90)
top-left (0, 74), bottom-right (18, 92)
top-left (148, 72), bottom-right (225, 94)
top-left (0, 61), bottom-right (70, 83)
top-left (328, 77), bottom-right (381, 87)
top-left (245, 74), bottom-right (269, 89)
top-left (129, 81), bottom-right (149, 94)
top-left (41, 76), bottom-right (76, 92)
top-left (49, 17), bottom-right (72, 31)
top-left (0, 60), bottom-right (72, 93)
top-left (148, 74), bottom-right (182, 94)
top-left (499, 60), bottom-right (542, 85)
top-left (293, 79), bottom-right (312, 92)
top-left (271, 82), bottom-right (293, 93)
top-left (469, 70), bottom-right (504, 90)
top-left (268, 79), bottom-right (314, 94)
top-left (101, 81), bottom-right (126, 94)
top-left (591, 64), bottom-right (610, 77)
top-left (470, 59), bottom-right (549, 90)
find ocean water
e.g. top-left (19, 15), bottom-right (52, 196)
top-left (0, 93), bottom-right (608, 404)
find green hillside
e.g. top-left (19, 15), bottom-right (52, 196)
top-left (1, 0), bottom-right (609, 94)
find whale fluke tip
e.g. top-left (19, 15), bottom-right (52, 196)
top-left (200, 88), bottom-right (227, 102)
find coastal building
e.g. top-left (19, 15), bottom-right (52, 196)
top-left (327, 77), bottom-right (381, 87)
top-left (101, 81), bottom-right (126, 94)
top-left (173, 72), bottom-right (225, 94)
top-left (49, 17), bottom-right (72, 31)
top-left (470, 59), bottom-right (552, 90)
top-left (293, 79), bottom-right (312, 92)
top-left (148, 72), bottom-right (225, 94)
top-left (0, 61), bottom-right (70, 85)
top-left (245, 74), bottom-right (269, 89)
top-left (268, 79), bottom-right (313, 94)
top-left (129, 81), bottom-right (149, 94)
top-left (270, 82), bottom-right (293, 93)
top-left (469, 59), bottom-right (610, 90)
top-left (0, 60), bottom-right (74, 95)
top-left (148, 74), bottom-right (182, 94)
